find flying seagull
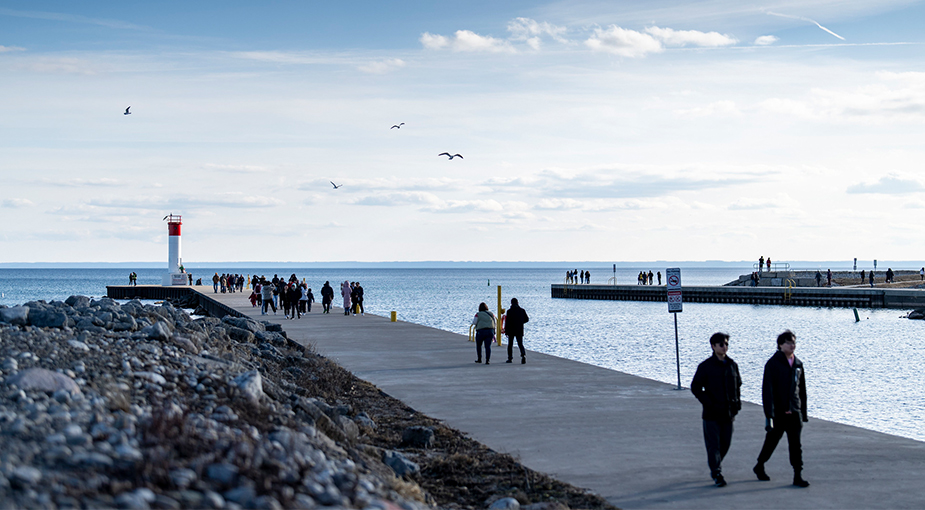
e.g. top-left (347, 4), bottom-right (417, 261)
top-left (331, 181), bottom-right (343, 189)
top-left (438, 153), bottom-right (463, 160)
top-left (124, 106), bottom-right (132, 115)
top-left (390, 123), bottom-right (404, 129)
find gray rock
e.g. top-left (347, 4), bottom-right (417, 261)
top-left (169, 468), bottom-right (197, 489)
top-left (225, 326), bottom-right (255, 343)
top-left (71, 451), bottom-right (114, 469)
top-left (67, 339), bottom-right (91, 352)
top-left (401, 426), bottom-right (434, 449)
top-left (202, 491), bottom-right (225, 509)
top-left (29, 309), bottom-right (68, 328)
top-left (336, 415), bottom-right (359, 443)
top-left (290, 494), bottom-right (317, 509)
top-left (141, 322), bottom-right (172, 341)
top-left (251, 495), bottom-right (283, 510)
top-left (6, 367), bottom-right (81, 394)
top-left (134, 371), bottom-right (167, 385)
top-left (231, 370), bottom-right (263, 405)
top-left (222, 316), bottom-right (265, 333)
top-left (223, 486), bottom-right (256, 507)
top-left (0, 306), bottom-right (29, 325)
top-left (382, 450), bottom-right (420, 477)
top-left (65, 295), bottom-right (91, 308)
top-left (3, 357), bottom-right (18, 371)
top-left (10, 465), bottom-right (42, 487)
top-left (489, 497), bottom-right (521, 510)
top-left (205, 462), bottom-right (239, 487)
top-left (354, 412), bottom-right (377, 432)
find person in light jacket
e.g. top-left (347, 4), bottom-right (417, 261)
top-left (341, 280), bottom-right (352, 316)
top-left (471, 302), bottom-right (495, 365)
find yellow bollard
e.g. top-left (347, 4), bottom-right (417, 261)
top-left (390, 311), bottom-right (397, 322)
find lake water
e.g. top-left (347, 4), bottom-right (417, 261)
top-left (1, 266), bottom-right (922, 442)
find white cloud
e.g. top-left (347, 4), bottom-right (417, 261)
top-left (357, 58), bottom-right (406, 74)
top-left (755, 35), bottom-right (779, 46)
top-left (420, 30), bottom-right (514, 53)
top-left (2, 198), bottom-right (35, 208)
top-left (15, 57), bottom-right (96, 75)
top-left (0, 45), bottom-right (25, 53)
top-left (676, 100), bottom-right (740, 117)
top-left (847, 174), bottom-right (925, 194)
top-left (39, 177), bottom-right (122, 187)
top-left (352, 191), bottom-right (442, 207)
top-left (585, 25), bottom-right (663, 58)
top-left (644, 26), bottom-right (736, 47)
top-left (202, 163), bottom-right (269, 174)
top-left (507, 17), bottom-right (569, 49)
top-left (425, 199), bottom-right (505, 213)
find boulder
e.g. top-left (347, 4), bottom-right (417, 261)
top-left (141, 322), bottom-right (172, 341)
top-left (231, 370), bottom-right (264, 405)
top-left (382, 450), bottom-right (419, 477)
top-left (65, 295), bottom-right (91, 308)
top-left (28, 309), bottom-right (68, 328)
top-left (401, 426), bottom-right (435, 449)
top-left (6, 367), bottom-right (81, 394)
top-left (0, 306), bottom-right (29, 326)
top-left (225, 326), bottom-right (255, 344)
top-left (222, 316), bottom-right (265, 333)
top-left (489, 498), bottom-right (521, 510)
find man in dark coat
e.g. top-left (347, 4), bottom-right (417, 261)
top-left (321, 281), bottom-right (334, 314)
top-left (691, 332), bottom-right (741, 487)
top-left (753, 330), bottom-right (810, 487)
top-left (504, 298), bottom-right (529, 364)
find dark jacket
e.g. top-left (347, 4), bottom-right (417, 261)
top-left (691, 355), bottom-right (742, 422)
top-left (321, 284), bottom-right (333, 303)
top-left (762, 350), bottom-right (808, 422)
top-left (504, 304), bottom-right (529, 337)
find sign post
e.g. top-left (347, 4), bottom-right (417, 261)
top-left (666, 268), bottom-right (682, 390)
top-left (613, 263), bottom-right (616, 284)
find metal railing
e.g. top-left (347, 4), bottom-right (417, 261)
top-left (784, 279), bottom-right (796, 301)
top-left (754, 262), bottom-right (791, 272)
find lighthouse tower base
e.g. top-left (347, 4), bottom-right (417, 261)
top-left (162, 273), bottom-right (188, 286)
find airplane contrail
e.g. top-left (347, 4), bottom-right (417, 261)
top-left (766, 11), bottom-right (845, 41)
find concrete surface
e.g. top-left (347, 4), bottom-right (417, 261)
top-left (199, 288), bottom-right (925, 509)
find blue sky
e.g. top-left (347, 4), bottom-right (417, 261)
top-left (2, 1), bottom-right (925, 264)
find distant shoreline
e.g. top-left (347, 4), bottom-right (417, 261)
top-left (3, 260), bottom-right (925, 269)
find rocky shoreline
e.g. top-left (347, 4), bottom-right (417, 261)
top-left (0, 297), bottom-right (615, 510)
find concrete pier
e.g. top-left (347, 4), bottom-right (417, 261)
top-left (552, 284), bottom-right (925, 309)
top-left (108, 285), bottom-right (925, 508)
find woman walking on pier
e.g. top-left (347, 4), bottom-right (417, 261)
top-left (472, 302), bottom-right (496, 364)
top-left (341, 280), bottom-right (352, 316)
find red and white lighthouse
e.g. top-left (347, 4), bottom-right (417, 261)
top-left (162, 214), bottom-right (186, 285)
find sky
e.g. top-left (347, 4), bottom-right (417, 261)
top-left (2, 0), bottom-right (925, 264)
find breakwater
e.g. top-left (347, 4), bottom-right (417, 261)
top-left (107, 285), bottom-right (239, 317)
top-left (551, 283), bottom-right (925, 308)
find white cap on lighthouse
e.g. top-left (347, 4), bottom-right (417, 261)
top-left (162, 214), bottom-right (187, 285)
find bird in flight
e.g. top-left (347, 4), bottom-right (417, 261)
top-left (390, 123), bottom-right (404, 129)
top-left (124, 106), bottom-right (131, 115)
top-left (331, 181), bottom-right (343, 189)
top-left (438, 153), bottom-right (463, 160)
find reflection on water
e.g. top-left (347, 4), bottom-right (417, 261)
top-left (2, 267), bottom-right (923, 442)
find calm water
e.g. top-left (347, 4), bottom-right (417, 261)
top-left (1, 267), bottom-right (922, 442)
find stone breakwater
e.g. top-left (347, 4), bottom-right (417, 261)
top-left (0, 296), bottom-right (432, 510)
top-left (0, 297), bottom-right (611, 510)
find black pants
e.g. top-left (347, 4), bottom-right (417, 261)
top-left (703, 419), bottom-right (734, 478)
top-left (507, 334), bottom-right (525, 360)
top-left (757, 413), bottom-right (803, 471)
top-left (475, 329), bottom-right (493, 362)
top-left (262, 299), bottom-right (276, 314)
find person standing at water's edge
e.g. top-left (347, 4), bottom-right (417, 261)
top-left (691, 332), bottom-right (741, 488)
top-left (754, 330), bottom-right (810, 488)
top-left (471, 302), bottom-right (495, 365)
top-left (504, 298), bottom-right (529, 364)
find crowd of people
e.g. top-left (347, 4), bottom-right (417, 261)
top-left (565, 269), bottom-right (591, 284)
top-left (204, 273), bottom-right (367, 320)
top-left (637, 270), bottom-right (661, 285)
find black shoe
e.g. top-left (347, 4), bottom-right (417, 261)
top-left (793, 474), bottom-right (810, 488)
top-left (753, 463), bottom-right (770, 481)
top-left (475, 359), bottom-right (481, 363)
top-left (485, 360), bottom-right (490, 365)
top-left (506, 359), bottom-right (513, 363)
top-left (521, 357), bottom-right (526, 364)
top-left (713, 475), bottom-right (727, 487)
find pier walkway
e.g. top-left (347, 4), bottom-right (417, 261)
top-left (111, 286), bottom-right (925, 508)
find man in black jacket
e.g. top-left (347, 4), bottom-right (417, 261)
top-left (691, 332), bottom-right (741, 487)
top-left (321, 281), bottom-right (334, 314)
top-left (504, 298), bottom-right (529, 364)
top-left (754, 330), bottom-right (810, 487)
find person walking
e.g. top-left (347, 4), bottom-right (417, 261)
top-left (299, 283), bottom-right (309, 314)
top-left (355, 282), bottom-right (365, 315)
top-left (321, 281), bottom-right (334, 313)
top-left (691, 332), bottom-right (742, 487)
top-left (286, 283), bottom-right (301, 319)
top-left (260, 279), bottom-right (276, 315)
top-left (827, 269), bottom-right (833, 286)
top-left (471, 303), bottom-right (496, 364)
top-left (753, 330), bottom-right (810, 488)
top-left (869, 271), bottom-right (875, 287)
top-left (212, 273), bottom-right (219, 293)
top-left (341, 280), bottom-right (352, 316)
top-left (815, 271), bottom-right (822, 287)
top-left (305, 286), bottom-right (315, 313)
top-left (504, 298), bottom-right (530, 364)
top-left (920, 267), bottom-right (924, 281)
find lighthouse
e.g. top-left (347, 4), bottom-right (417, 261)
top-left (162, 214), bottom-right (187, 285)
